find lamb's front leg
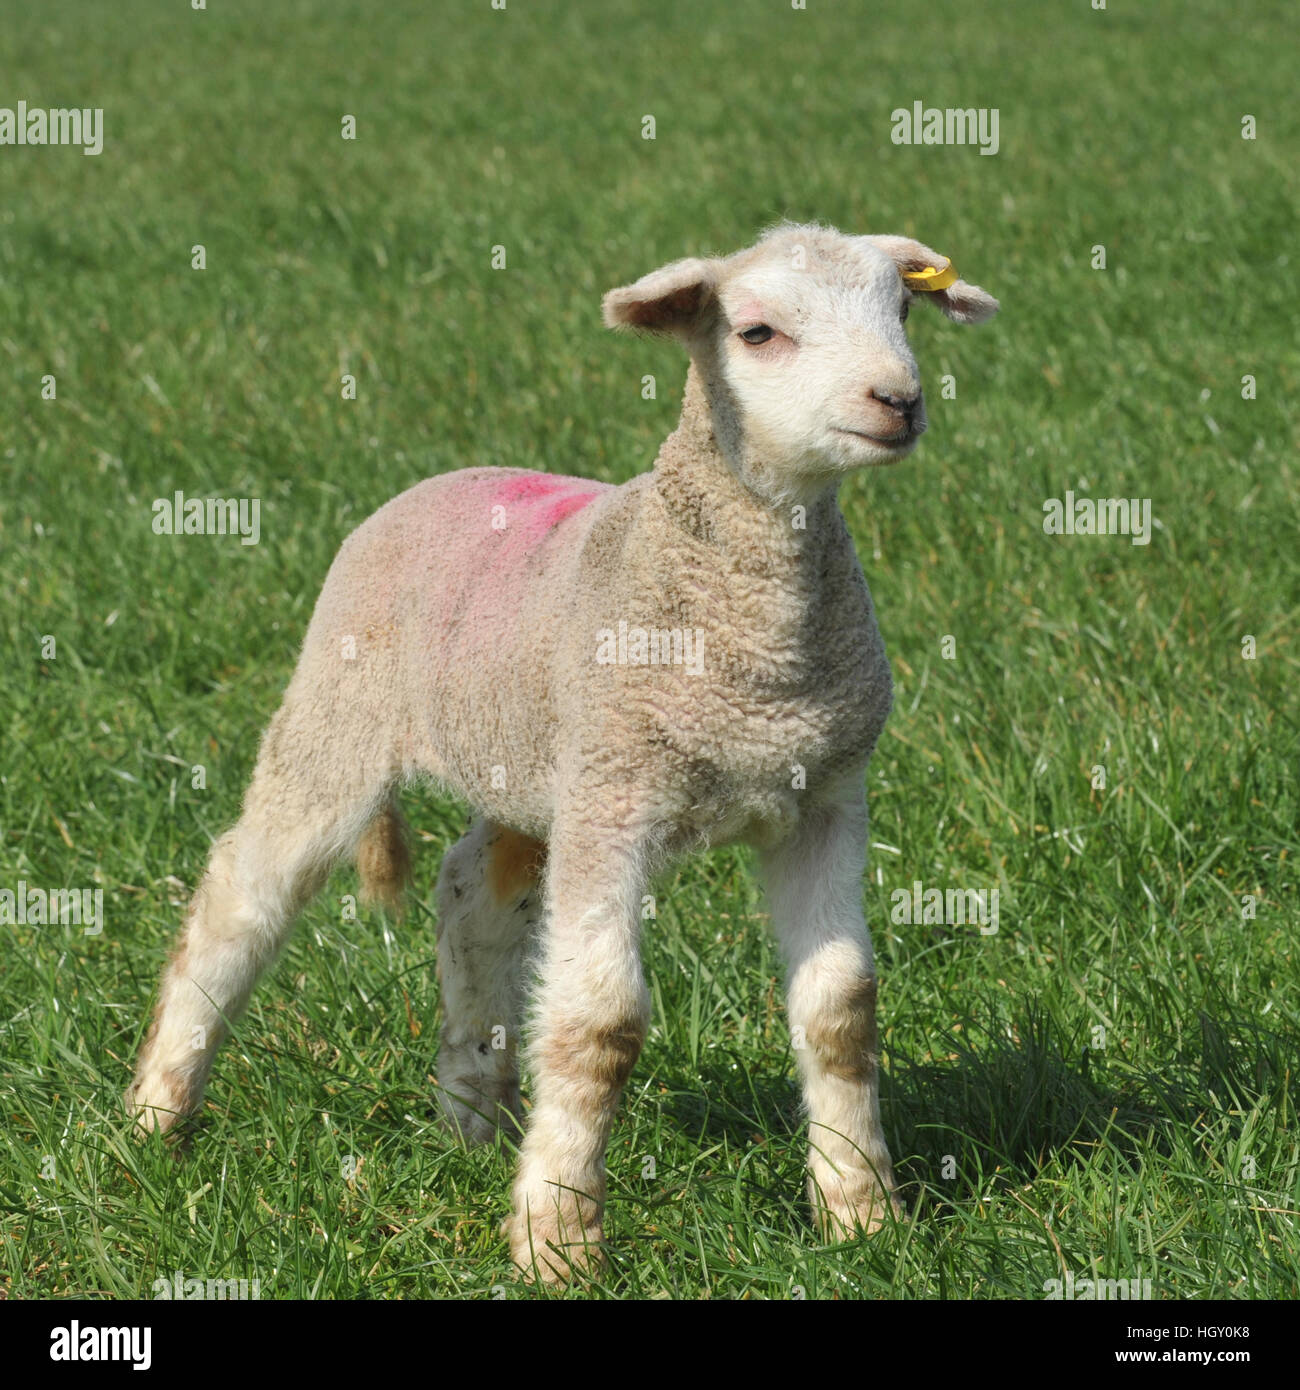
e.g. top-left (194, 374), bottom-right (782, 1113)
top-left (762, 793), bottom-right (900, 1239)
top-left (505, 817), bottom-right (651, 1283)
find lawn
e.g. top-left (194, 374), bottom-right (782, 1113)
top-left (2, 0), bottom-right (1297, 1299)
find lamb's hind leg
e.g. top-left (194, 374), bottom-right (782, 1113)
top-left (433, 820), bottom-right (544, 1145)
top-left (127, 700), bottom-right (393, 1133)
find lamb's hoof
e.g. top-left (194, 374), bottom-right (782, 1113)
top-left (124, 1070), bottom-right (190, 1136)
top-left (434, 1079), bottom-right (523, 1147)
top-left (811, 1181), bottom-right (904, 1240)
top-left (503, 1201), bottom-right (605, 1286)
top-left (124, 1075), bottom-right (199, 1154)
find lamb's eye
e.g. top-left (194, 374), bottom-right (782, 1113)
top-left (739, 325), bottom-right (774, 344)
top-left (900, 302), bottom-right (910, 323)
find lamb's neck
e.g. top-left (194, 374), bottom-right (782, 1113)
top-left (650, 362), bottom-right (847, 581)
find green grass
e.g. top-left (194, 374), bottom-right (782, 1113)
top-left (2, 0), bottom-right (1298, 1300)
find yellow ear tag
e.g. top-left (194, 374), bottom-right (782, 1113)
top-left (903, 260), bottom-right (959, 292)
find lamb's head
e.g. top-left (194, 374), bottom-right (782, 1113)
top-left (603, 222), bottom-right (998, 499)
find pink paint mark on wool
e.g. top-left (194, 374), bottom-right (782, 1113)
top-left (540, 490), bottom-right (601, 528)
top-left (497, 473), bottom-right (575, 504)
top-left (486, 473), bottom-right (604, 548)
top-left (420, 471), bottom-right (609, 657)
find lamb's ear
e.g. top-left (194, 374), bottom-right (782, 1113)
top-left (866, 235), bottom-right (999, 325)
top-left (602, 257), bottom-right (720, 337)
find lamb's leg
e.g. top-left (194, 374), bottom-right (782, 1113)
top-left (127, 701), bottom-right (392, 1132)
top-left (433, 820), bottom-right (543, 1144)
top-left (761, 793), bottom-right (900, 1238)
top-left (504, 816), bottom-right (651, 1282)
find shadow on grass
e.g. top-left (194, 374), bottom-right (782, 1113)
top-left (655, 997), bottom-right (1297, 1214)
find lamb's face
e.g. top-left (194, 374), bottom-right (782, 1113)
top-left (603, 223), bottom-right (999, 497)
top-left (713, 231), bottom-right (926, 479)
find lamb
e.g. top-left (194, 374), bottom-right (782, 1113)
top-left (127, 222), bottom-right (998, 1282)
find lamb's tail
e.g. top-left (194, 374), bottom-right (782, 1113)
top-left (356, 802), bottom-right (413, 912)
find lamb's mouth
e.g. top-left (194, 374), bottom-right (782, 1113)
top-left (834, 426), bottom-right (916, 448)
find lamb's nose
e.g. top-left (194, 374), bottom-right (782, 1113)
top-left (870, 388), bottom-right (920, 421)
